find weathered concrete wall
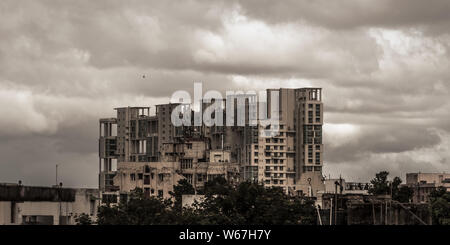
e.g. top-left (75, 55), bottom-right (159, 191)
top-left (0, 186), bottom-right (99, 225)
top-left (182, 195), bottom-right (205, 208)
top-left (0, 185), bottom-right (76, 202)
top-left (114, 161), bottom-right (184, 199)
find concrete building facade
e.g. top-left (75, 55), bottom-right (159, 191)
top-left (98, 87), bottom-right (325, 202)
top-left (0, 183), bottom-right (99, 225)
top-left (406, 172), bottom-right (450, 203)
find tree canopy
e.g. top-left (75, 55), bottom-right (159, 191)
top-left (97, 177), bottom-right (317, 225)
top-left (429, 187), bottom-right (450, 225)
top-left (368, 171), bottom-right (413, 203)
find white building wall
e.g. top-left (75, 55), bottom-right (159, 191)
top-left (0, 188), bottom-right (99, 225)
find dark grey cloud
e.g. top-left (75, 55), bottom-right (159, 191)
top-left (325, 125), bottom-right (441, 163)
top-left (237, 0), bottom-right (450, 33)
top-left (1, 0), bottom-right (449, 186)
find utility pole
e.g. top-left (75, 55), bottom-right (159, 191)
top-left (385, 201), bottom-right (388, 225)
top-left (334, 181), bottom-right (339, 225)
top-left (316, 205), bottom-right (322, 225)
top-left (330, 197), bottom-right (333, 225)
top-left (55, 164), bottom-right (58, 186)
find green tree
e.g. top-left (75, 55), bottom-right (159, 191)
top-left (74, 213), bottom-right (93, 225)
top-left (193, 180), bottom-right (316, 225)
top-left (203, 176), bottom-right (232, 196)
top-left (96, 179), bottom-right (317, 225)
top-left (97, 188), bottom-right (176, 225)
top-left (169, 179), bottom-right (195, 212)
top-left (429, 187), bottom-right (450, 225)
top-left (368, 171), bottom-right (413, 203)
top-left (369, 171), bottom-right (390, 195)
top-left (393, 185), bottom-right (414, 203)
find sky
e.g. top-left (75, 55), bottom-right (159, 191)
top-left (1, 0), bottom-right (450, 188)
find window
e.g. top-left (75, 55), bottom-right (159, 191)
top-left (158, 174), bottom-right (164, 182)
top-left (197, 174), bottom-right (204, 182)
top-left (138, 173), bottom-right (143, 180)
top-left (158, 190), bottom-right (163, 197)
top-left (144, 175), bottom-right (150, 185)
top-left (187, 144), bottom-right (192, 149)
top-left (130, 173), bottom-right (136, 181)
top-left (102, 194), bottom-right (118, 204)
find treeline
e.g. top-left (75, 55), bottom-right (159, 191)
top-left (87, 177), bottom-right (317, 225)
top-left (74, 172), bottom-right (450, 225)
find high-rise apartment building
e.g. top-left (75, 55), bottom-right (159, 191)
top-left (98, 87), bottom-right (325, 201)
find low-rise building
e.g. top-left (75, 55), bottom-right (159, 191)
top-left (405, 172), bottom-right (450, 203)
top-left (316, 178), bottom-right (370, 207)
top-left (0, 183), bottom-right (99, 225)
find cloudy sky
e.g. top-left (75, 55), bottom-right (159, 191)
top-left (1, 0), bottom-right (450, 188)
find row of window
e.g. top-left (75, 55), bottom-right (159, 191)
top-left (265, 138), bottom-right (285, 144)
top-left (303, 166), bottom-right (322, 172)
top-left (265, 166), bottom-right (285, 171)
top-left (144, 188), bottom-right (164, 198)
top-left (265, 173), bottom-right (284, 178)
top-left (265, 179), bottom-right (284, 185)
top-left (130, 173), bottom-right (165, 182)
top-left (181, 158), bottom-right (193, 169)
top-left (265, 159), bottom-right (284, 164)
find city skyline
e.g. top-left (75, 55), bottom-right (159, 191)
top-left (1, 1), bottom-right (450, 188)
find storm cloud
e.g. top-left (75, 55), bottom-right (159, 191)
top-left (0, 0), bottom-right (449, 187)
